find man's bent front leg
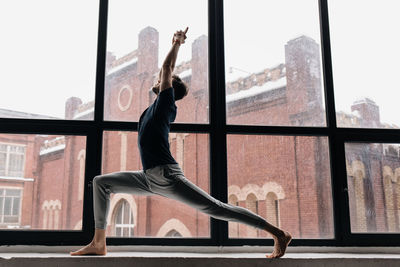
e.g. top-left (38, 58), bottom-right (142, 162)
top-left (71, 171), bottom-right (151, 256)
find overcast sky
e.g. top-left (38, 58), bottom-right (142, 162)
top-left (0, 0), bottom-right (399, 126)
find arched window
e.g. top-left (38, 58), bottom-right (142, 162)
top-left (165, 229), bottom-right (183, 237)
top-left (382, 166), bottom-right (396, 232)
top-left (245, 193), bottom-right (258, 237)
top-left (349, 162), bottom-right (367, 232)
top-left (266, 192), bottom-right (279, 227)
top-left (41, 199), bottom-right (61, 229)
top-left (114, 200), bottom-right (134, 237)
top-left (228, 194), bottom-right (240, 237)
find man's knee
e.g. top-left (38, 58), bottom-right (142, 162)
top-left (92, 175), bottom-right (105, 186)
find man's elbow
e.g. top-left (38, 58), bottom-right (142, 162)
top-left (161, 64), bottom-right (173, 71)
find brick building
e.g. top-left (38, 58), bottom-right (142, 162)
top-left (1, 27), bottom-right (399, 238)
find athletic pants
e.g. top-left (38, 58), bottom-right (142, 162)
top-left (92, 163), bottom-right (268, 230)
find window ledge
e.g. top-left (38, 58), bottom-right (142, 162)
top-left (0, 245), bottom-right (400, 254)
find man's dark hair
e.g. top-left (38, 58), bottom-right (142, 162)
top-left (172, 75), bottom-right (189, 101)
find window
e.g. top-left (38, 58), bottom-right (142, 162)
top-left (0, 188), bottom-right (22, 226)
top-left (0, 0), bottom-right (98, 120)
top-left (113, 200), bottom-right (134, 237)
top-left (0, 134), bottom-right (86, 231)
top-left (228, 194), bottom-right (240, 238)
top-left (266, 192), bottom-right (279, 228)
top-left (1, 0), bottom-right (399, 247)
top-left (0, 144), bottom-right (25, 177)
top-left (329, 0), bottom-right (400, 128)
top-left (224, 0), bottom-right (325, 126)
top-left (345, 142), bottom-right (400, 233)
top-left (165, 230), bottom-right (183, 237)
top-left (105, 0), bottom-right (208, 123)
top-left (227, 135), bottom-right (334, 239)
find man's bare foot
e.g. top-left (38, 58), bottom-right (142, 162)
top-left (70, 242), bottom-right (107, 256)
top-left (266, 231), bottom-right (292, 258)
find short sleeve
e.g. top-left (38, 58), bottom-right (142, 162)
top-left (154, 87), bottom-right (176, 122)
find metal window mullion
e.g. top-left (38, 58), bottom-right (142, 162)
top-left (208, 0), bottom-right (228, 246)
top-left (319, 0), bottom-right (350, 246)
top-left (81, 0), bottom-right (108, 240)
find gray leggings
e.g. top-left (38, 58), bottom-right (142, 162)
top-left (92, 163), bottom-right (268, 230)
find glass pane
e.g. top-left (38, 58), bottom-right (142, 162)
top-left (4, 216), bottom-right (19, 223)
top-left (6, 189), bottom-right (20, 197)
top-left (116, 227), bottom-right (121, 237)
top-left (224, 0), bottom-right (325, 126)
top-left (123, 202), bottom-right (130, 224)
top-left (0, 133), bottom-right (86, 230)
top-left (227, 135), bottom-right (334, 239)
top-left (123, 227), bottom-right (129, 237)
top-left (12, 197), bottom-right (20, 216)
top-left (4, 198), bottom-right (11, 215)
top-left (102, 131), bottom-right (210, 237)
top-left (8, 153), bottom-right (24, 177)
top-left (345, 142), bottom-right (400, 233)
top-left (116, 204), bottom-right (122, 224)
top-left (329, 0), bottom-right (400, 128)
top-left (105, 0), bottom-right (208, 123)
top-left (0, 0), bottom-right (98, 120)
top-left (0, 152), bottom-right (5, 175)
top-left (0, 197), bottom-right (3, 216)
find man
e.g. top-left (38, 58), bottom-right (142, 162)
top-left (71, 28), bottom-right (291, 258)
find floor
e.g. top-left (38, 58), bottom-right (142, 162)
top-left (1, 248), bottom-right (400, 267)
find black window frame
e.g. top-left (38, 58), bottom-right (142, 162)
top-left (0, 0), bottom-right (399, 246)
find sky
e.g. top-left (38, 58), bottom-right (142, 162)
top-left (0, 0), bottom-right (399, 126)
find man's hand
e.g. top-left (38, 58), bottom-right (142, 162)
top-left (173, 27), bottom-right (189, 45)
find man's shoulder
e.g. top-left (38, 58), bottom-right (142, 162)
top-left (159, 87), bottom-right (174, 96)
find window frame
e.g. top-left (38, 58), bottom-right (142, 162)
top-left (0, 0), bottom-right (399, 247)
top-left (0, 142), bottom-right (26, 178)
top-left (0, 187), bottom-right (22, 226)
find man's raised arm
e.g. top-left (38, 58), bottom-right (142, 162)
top-left (159, 27), bottom-right (188, 92)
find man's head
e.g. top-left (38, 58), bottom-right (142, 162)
top-left (152, 74), bottom-right (189, 101)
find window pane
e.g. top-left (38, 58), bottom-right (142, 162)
top-left (227, 135), bottom-right (333, 239)
top-left (345, 142), bottom-right (400, 233)
top-left (0, 0), bottom-right (98, 120)
top-left (0, 134), bottom-right (86, 230)
top-left (105, 0), bottom-right (208, 123)
top-left (0, 197), bottom-right (3, 218)
top-left (102, 131), bottom-right (210, 237)
top-left (0, 152), bottom-right (5, 176)
top-left (4, 216), bottom-right (19, 223)
top-left (329, 0), bottom-right (400, 128)
top-left (8, 153), bottom-right (25, 177)
top-left (6, 189), bottom-right (20, 197)
top-left (224, 0), bottom-right (325, 126)
top-left (12, 197), bottom-right (20, 216)
top-left (116, 204), bottom-right (123, 224)
top-left (116, 228), bottom-right (122, 237)
top-left (4, 198), bottom-right (11, 216)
